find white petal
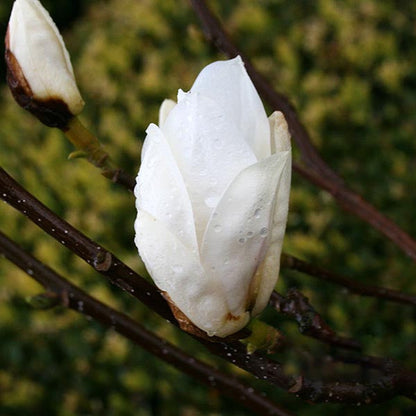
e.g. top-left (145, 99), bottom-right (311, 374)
top-left (135, 210), bottom-right (249, 337)
top-left (9, 0), bottom-right (84, 115)
top-left (269, 111), bottom-right (291, 153)
top-left (177, 88), bottom-right (187, 102)
top-left (158, 98), bottom-right (176, 127)
top-left (251, 148), bottom-right (292, 316)
top-left (201, 151), bottom-right (291, 316)
top-left (135, 124), bottom-right (198, 252)
top-left (162, 91), bottom-right (256, 243)
top-left (190, 56), bottom-right (270, 160)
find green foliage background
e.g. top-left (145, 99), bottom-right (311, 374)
top-left (0, 0), bottom-right (415, 414)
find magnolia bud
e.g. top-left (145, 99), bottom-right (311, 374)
top-left (135, 57), bottom-right (292, 338)
top-left (5, 0), bottom-right (84, 128)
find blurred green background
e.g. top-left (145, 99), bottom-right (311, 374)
top-left (0, 0), bottom-right (415, 414)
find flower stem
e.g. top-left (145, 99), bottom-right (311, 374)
top-left (62, 117), bottom-right (136, 190)
top-left (64, 116), bottom-right (109, 168)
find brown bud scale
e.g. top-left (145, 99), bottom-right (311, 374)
top-left (162, 291), bottom-right (250, 342)
top-left (5, 27), bottom-right (74, 129)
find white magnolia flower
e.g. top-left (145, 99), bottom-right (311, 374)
top-left (135, 56), bottom-right (291, 338)
top-left (5, 0), bottom-right (84, 127)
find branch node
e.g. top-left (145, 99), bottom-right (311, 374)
top-left (25, 291), bottom-right (62, 309)
top-left (93, 251), bottom-right (112, 271)
top-left (288, 376), bottom-right (303, 393)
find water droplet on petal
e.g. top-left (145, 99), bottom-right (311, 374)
top-left (204, 195), bottom-right (219, 208)
top-left (209, 177), bottom-right (218, 186)
top-left (254, 208), bottom-right (261, 219)
top-left (247, 231), bottom-right (254, 238)
top-left (214, 224), bottom-right (222, 232)
top-left (238, 237), bottom-right (247, 245)
top-left (260, 227), bottom-right (269, 237)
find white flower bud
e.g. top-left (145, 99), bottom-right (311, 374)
top-left (135, 57), bottom-right (291, 338)
top-left (5, 0), bottom-right (84, 128)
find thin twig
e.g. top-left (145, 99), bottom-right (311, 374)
top-left (109, 167), bottom-right (135, 191)
top-left (189, 0), bottom-right (416, 263)
top-left (2, 166), bottom-right (416, 404)
top-left (0, 230), bottom-right (291, 416)
top-left (270, 290), bottom-right (361, 351)
top-left (282, 253), bottom-right (416, 307)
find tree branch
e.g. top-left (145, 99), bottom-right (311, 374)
top-left (281, 253), bottom-right (416, 306)
top-left (106, 166), bottom-right (135, 191)
top-left (0, 230), bottom-right (292, 416)
top-left (0, 166), bottom-right (173, 321)
top-left (270, 290), bottom-right (361, 351)
top-left (189, 0), bottom-right (416, 263)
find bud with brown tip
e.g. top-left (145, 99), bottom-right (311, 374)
top-left (5, 0), bottom-right (84, 128)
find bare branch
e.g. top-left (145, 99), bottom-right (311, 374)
top-left (282, 253), bottom-right (416, 306)
top-left (270, 290), bottom-right (361, 351)
top-left (0, 166), bottom-right (173, 321)
top-left (189, 0), bottom-right (416, 263)
top-left (107, 167), bottom-right (135, 191)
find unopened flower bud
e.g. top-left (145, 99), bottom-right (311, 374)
top-left (5, 0), bottom-right (84, 128)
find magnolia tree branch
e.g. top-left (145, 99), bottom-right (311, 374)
top-left (0, 231), bottom-right (291, 416)
top-left (0, 166), bottom-right (173, 320)
top-left (2, 166), bottom-right (416, 404)
top-left (189, 0), bottom-right (416, 263)
top-left (270, 291), bottom-right (361, 351)
top-left (281, 254), bottom-right (416, 306)
top-left (107, 167), bottom-right (136, 191)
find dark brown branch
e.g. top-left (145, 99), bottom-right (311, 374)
top-left (282, 253), bottom-right (416, 306)
top-left (311, 353), bottom-right (416, 403)
top-left (104, 167), bottom-right (135, 191)
top-left (189, 0), bottom-right (416, 263)
top-left (292, 164), bottom-right (416, 263)
top-left (270, 290), bottom-right (361, 351)
top-left (0, 230), bottom-right (291, 416)
top-left (297, 369), bottom-right (416, 404)
top-left (0, 166), bottom-right (173, 322)
top-left (2, 166), bottom-right (416, 404)
top-left (333, 353), bottom-right (395, 371)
